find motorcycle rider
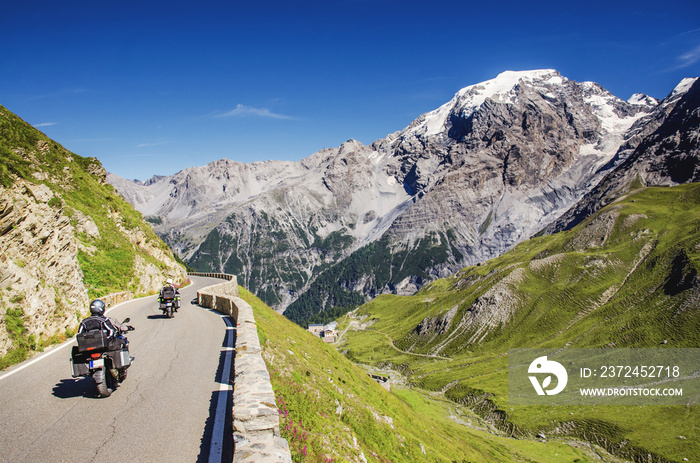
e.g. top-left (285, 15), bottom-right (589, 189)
top-left (159, 278), bottom-right (180, 311)
top-left (76, 299), bottom-right (133, 389)
top-left (79, 299), bottom-right (130, 339)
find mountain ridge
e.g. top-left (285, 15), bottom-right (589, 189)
top-left (542, 77), bottom-right (700, 234)
top-left (107, 69), bottom-right (697, 324)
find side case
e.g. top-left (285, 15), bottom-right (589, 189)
top-left (70, 346), bottom-right (90, 377)
top-left (109, 348), bottom-right (132, 369)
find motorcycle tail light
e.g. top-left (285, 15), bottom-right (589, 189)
top-left (90, 353), bottom-right (101, 359)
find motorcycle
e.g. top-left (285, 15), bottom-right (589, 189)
top-left (70, 318), bottom-right (135, 398)
top-left (158, 294), bottom-right (180, 318)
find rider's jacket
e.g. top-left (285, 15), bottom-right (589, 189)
top-left (78, 315), bottom-right (127, 336)
top-left (159, 284), bottom-right (179, 299)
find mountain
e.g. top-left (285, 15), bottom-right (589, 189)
top-left (338, 182), bottom-right (700, 462)
top-left (542, 77), bottom-right (700, 234)
top-left (0, 105), bottom-right (186, 368)
top-left (108, 70), bottom-right (698, 325)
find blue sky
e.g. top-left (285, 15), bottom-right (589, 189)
top-left (2, 0), bottom-right (699, 181)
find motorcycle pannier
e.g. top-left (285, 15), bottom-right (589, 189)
top-left (76, 329), bottom-right (111, 352)
top-left (70, 357), bottom-right (90, 377)
top-left (109, 348), bottom-right (132, 369)
top-left (70, 346), bottom-right (90, 377)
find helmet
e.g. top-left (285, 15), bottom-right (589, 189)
top-left (166, 278), bottom-right (173, 285)
top-left (90, 299), bottom-right (106, 316)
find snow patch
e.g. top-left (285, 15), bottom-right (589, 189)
top-left (670, 77), bottom-right (698, 99)
top-left (628, 93), bottom-right (658, 108)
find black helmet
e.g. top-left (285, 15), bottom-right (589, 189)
top-left (90, 299), bottom-right (106, 316)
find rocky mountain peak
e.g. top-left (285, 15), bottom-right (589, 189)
top-left (402, 69), bottom-right (564, 140)
top-left (670, 77), bottom-right (699, 100)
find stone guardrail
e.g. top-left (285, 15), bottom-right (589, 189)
top-left (188, 271), bottom-right (236, 281)
top-left (192, 273), bottom-right (292, 463)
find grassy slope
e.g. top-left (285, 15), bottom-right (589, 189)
top-left (0, 105), bottom-right (178, 297)
top-left (0, 105), bottom-right (184, 368)
top-left (241, 287), bottom-right (618, 463)
top-left (336, 184), bottom-right (700, 463)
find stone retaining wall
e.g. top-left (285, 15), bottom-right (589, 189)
top-left (102, 291), bottom-right (134, 309)
top-left (194, 273), bottom-right (292, 463)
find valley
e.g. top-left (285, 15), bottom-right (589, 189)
top-left (336, 183), bottom-right (700, 462)
top-left (244, 287), bottom-right (633, 463)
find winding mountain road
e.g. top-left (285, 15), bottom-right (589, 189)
top-left (0, 276), bottom-right (235, 463)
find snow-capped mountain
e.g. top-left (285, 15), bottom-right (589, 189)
top-left (108, 70), bottom-right (697, 322)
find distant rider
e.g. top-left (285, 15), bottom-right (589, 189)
top-left (159, 278), bottom-right (180, 311)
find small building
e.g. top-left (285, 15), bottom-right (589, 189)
top-left (325, 322), bottom-right (338, 331)
top-left (308, 323), bottom-right (338, 343)
top-left (308, 324), bottom-right (324, 337)
top-left (321, 329), bottom-right (338, 343)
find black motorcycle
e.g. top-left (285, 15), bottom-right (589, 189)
top-left (70, 318), bottom-right (134, 397)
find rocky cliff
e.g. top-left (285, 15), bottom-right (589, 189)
top-left (0, 105), bottom-right (186, 364)
top-left (0, 180), bottom-right (87, 357)
top-left (542, 77), bottom-right (700, 234)
top-left (107, 70), bottom-right (698, 325)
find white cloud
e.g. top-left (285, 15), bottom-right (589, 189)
top-left (669, 45), bottom-right (700, 71)
top-left (33, 122), bottom-right (56, 127)
top-left (136, 141), bottom-right (171, 148)
top-left (217, 104), bottom-right (294, 120)
top-left (676, 44), bottom-right (700, 69)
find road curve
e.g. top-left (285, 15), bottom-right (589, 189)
top-left (0, 276), bottom-right (235, 463)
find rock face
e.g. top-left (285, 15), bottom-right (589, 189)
top-left (543, 77), bottom-right (700, 234)
top-left (108, 70), bottom-right (698, 324)
top-left (0, 105), bottom-right (187, 360)
top-left (0, 180), bottom-right (88, 354)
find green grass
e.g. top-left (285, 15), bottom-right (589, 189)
top-left (337, 184), bottom-right (700, 463)
top-left (241, 287), bottom-right (621, 462)
top-left (0, 308), bottom-right (34, 369)
top-left (0, 104), bottom-right (176, 299)
top-left (0, 307), bottom-right (77, 370)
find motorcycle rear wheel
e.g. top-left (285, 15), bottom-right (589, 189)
top-left (94, 368), bottom-right (116, 398)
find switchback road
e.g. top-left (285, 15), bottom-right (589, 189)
top-left (0, 276), bottom-right (235, 463)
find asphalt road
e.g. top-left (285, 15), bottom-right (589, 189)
top-left (0, 276), bottom-right (235, 463)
